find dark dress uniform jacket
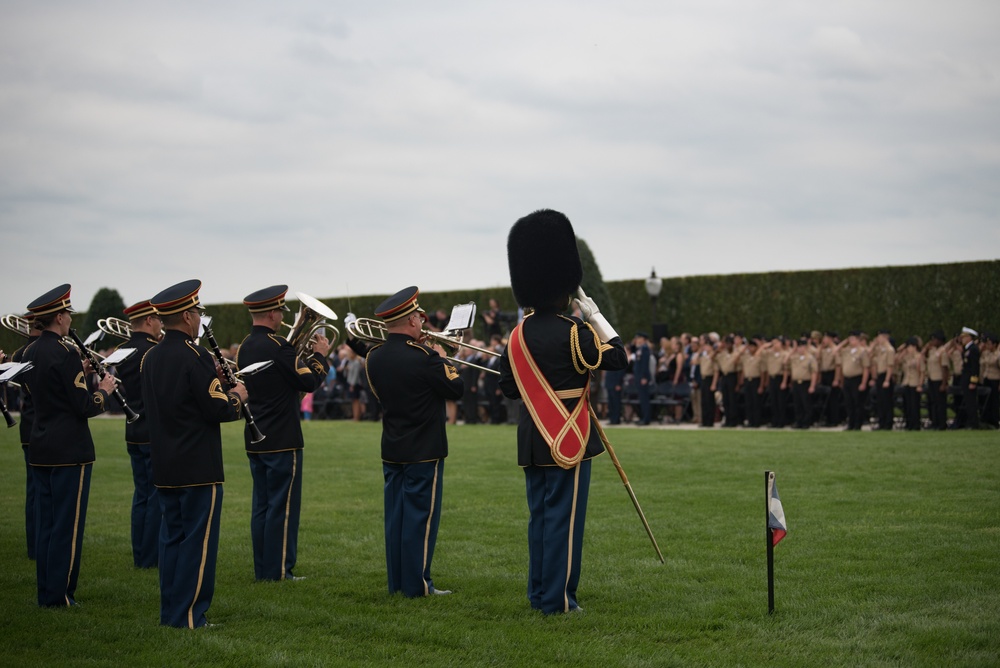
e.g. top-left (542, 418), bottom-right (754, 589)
top-left (498, 312), bottom-right (629, 467)
top-left (365, 333), bottom-right (464, 463)
top-left (236, 326), bottom-right (329, 452)
top-left (22, 331), bottom-right (109, 465)
top-left (141, 329), bottom-right (243, 487)
top-left (116, 332), bottom-right (159, 445)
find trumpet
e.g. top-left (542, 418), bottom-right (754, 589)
top-left (98, 317), bottom-right (132, 341)
top-left (283, 292), bottom-right (340, 357)
top-left (347, 317), bottom-right (500, 376)
top-left (2, 313), bottom-right (34, 339)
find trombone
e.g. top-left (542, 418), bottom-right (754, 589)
top-left (2, 313), bottom-right (34, 339)
top-left (98, 317), bottom-right (132, 341)
top-left (282, 292), bottom-right (340, 357)
top-left (347, 316), bottom-right (501, 376)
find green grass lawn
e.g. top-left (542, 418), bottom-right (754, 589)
top-left (1, 419), bottom-right (998, 667)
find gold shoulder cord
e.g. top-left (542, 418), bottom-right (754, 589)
top-left (570, 322), bottom-right (603, 374)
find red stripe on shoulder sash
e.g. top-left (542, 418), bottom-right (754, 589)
top-left (508, 321), bottom-right (590, 469)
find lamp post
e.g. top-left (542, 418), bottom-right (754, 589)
top-left (644, 268), bottom-right (662, 332)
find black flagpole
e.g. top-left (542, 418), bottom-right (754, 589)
top-left (766, 470), bottom-right (775, 615)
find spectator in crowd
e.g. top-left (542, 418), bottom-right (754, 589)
top-left (870, 329), bottom-right (896, 431)
top-left (697, 334), bottom-right (717, 427)
top-left (762, 337), bottom-right (789, 428)
top-left (835, 331), bottom-right (870, 431)
top-left (714, 335), bottom-right (739, 427)
top-left (788, 338), bottom-right (818, 429)
top-left (980, 332), bottom-right (999, 428)
top-left (736, 336), bottom-right (764, 428)
top-left (897, 337), bottom-right (925, 431)
top-left (924, 331), bottom-right (950, 431)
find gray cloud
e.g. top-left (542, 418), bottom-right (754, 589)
top-left (1, 0), bottom-right (997, 313)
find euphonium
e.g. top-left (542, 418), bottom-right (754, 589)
top-left (284, 292), bottom-right (340, 357)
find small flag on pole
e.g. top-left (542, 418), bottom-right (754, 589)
top-left (768, 472), bottom-right (787, 546)
top-left (765, 470), bottom-right (787, 614)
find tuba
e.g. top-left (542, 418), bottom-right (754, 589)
top-left (98, 317), bottom-right (132, 341)
top-left (284, 292), bottom-right (340, 357)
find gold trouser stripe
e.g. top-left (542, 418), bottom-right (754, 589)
top-left (554, 388), bottom-right (584, 399)
top-left (280, 451), bottom-right (297, 581)
top-left (66, 465), bottom-right (86, 606)
top-left (188, 484), bottom-right (217, 629)
top-left (563, 463), bottom-right (581, 613)
top-left (421, 460), bottom-right (440, 596)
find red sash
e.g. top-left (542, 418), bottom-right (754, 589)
top-left (508, 321), bottom-right (591, 469)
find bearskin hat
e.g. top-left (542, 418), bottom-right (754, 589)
top-left (507, 209), bottom-right (583, 310)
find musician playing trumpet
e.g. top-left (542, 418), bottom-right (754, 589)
top-left (235, 285), bottom-right (330, 582)
top-left (364, 286), bottom-right (464, 597)
top-left (20, 284), bottom-right (119, 607)
top-left (114, 300), bottom-right (163, 568)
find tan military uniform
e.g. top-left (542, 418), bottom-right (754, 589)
top-left (900, 353), bottom-right (925, 387)
top-left (764, 349), bottom-right (787, 378)
top-left (926, 347), bottom-right (947, 383)
top-left (698, 349), bottom-right (717, 383)
top-left (871, 343), bottom-right (895, 376)
top-left (715, 350), bottom-right (737, 375)
top-left (947, 348), bottom-right (964, 378)
top-left (982, 349), bottom-right (1000, 381)
top-left (838, 346), bottom-right (870, 378)
top-left (789, 352), bottom-right (817, 383)
top-left (740, 352), bottom-right (762, 379)
top-left (819, 345), bottom-right (837, 373)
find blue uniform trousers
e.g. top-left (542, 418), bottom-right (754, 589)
top-left (248, 450), bottom-right (302, 580)
top-left (524, 459), bottom-right (591, 614)
top-left (383, 459), bottom-right (443, 597)
top-left (33, 463), bottom-right (91, 607)
top-left (158, 484), bottom-right (223, 628)
top-left (127, 443), bottom-right (160, 568)
top-left (24, 446), bottom-right (36, 560)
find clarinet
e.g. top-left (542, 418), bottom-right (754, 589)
top-left (0, 387), bottom-right (15, 428)
top-left (200, 320), bottom-right (266, 444)
top-left (68, 329), bottom-right (140, 424)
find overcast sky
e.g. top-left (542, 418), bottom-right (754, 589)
top-left (2, 0), bottom-right (997, 314)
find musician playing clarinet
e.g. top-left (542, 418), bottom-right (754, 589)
top-left (498, 210), bottom-right (628, 614)
top-left (235, 285), bottom-right (330, 582)
top-left (20, 284), bottom-right (118, 607)
top-left (115, 299), bottom-right (162, 569)
top-left (141, 279), bottom-right (247, 628)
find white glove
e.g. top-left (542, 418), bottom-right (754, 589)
top-left (574, 286), bottom-right (619, 342)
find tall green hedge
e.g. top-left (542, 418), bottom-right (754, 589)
top-left (2, 261), bottom-right (997, 354)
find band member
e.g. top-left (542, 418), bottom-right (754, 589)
top-left (11, 313), bottom-right (41, 559)
top-left (115, 300), bottom-right (162, 568)
top-left (235, 285), bottom-right (330, 581)
top-left (498, 209), bottom-right (628, 614)
top-left (21, 285), bottom-right (117, 607)
top-left (141, 280), bottom-right (248, 628)
top-left (364, 286), bottom-right (464, 597)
